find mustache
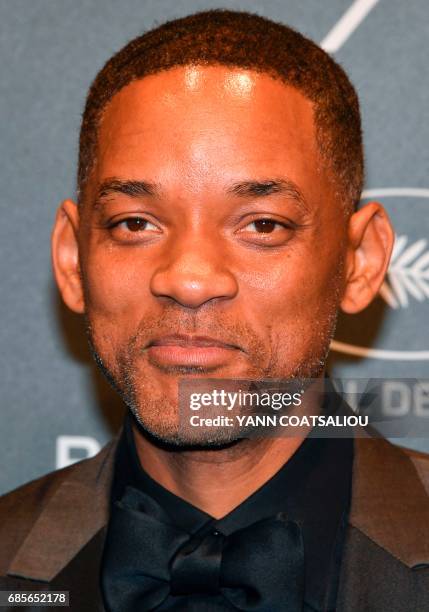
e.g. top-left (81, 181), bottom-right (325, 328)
top-left (126, 309), bottom-right (263, 356)
top-left (84, 305), bottom-right (273, 377)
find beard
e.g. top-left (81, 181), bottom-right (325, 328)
top-left (85, 294), bottom-right (340, 449)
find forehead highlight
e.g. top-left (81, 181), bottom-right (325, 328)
top-left (94, 66), bottom-right (318, 180)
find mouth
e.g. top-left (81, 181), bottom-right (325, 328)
top-left (145, 334), bottom-right (241, 368)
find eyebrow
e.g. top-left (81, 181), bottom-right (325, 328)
top-left (93, 176), bottom-right (309, 213)
top-left (227, 178), bottom-right (309, 212)
top-left (94, 178), bottom-right (159, 207)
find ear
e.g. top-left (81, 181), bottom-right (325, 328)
top-left (341, 202), bottom-right (394, 314)
top-left (51, 199), bottom-right (85, 314)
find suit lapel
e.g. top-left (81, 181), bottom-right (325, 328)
top-left (349, 436), bottom-right (429, 567)
top-left (53, 527), bottom-right (108, 612)
top-left (6, 436), bottom-right (118, 582)
top-left (337, 436), bottom-right (429, 611)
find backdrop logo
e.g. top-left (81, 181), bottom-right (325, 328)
top-left (331, 188), bottom-right (429, 361)
top-left (379, 234), bottom-right (429, 310)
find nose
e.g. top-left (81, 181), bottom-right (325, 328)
top-left (150, 236), bottom-right (239, 308)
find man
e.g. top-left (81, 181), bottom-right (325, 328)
top-left (0, 9), bottom-right (428, 611)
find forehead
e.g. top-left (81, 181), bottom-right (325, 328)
top-left (94, 65), bottom-right (325, 200)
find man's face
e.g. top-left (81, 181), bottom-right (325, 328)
top-left (77, 66), bottom-right (347, 445)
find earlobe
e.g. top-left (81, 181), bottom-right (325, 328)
top-left (51, 199), bottom-right (85, 314)
top-left (340, 202), bottom-right (394, 314)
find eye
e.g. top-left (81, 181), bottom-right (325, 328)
top-left (248, 219), bottom-right (279, 233)
top-left (237, 217), bottom-right (295, 246)
top-left (106, 216), bottom-right (162, 242)
top-left (117, 217), bottom-right (159, 232)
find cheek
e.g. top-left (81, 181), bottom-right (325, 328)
top-left (82, 249), bottom-right (151, 339)
top-left (239, 249), bottom-right (341, 319)
top-left (235, 243), bottom-right (344, 365)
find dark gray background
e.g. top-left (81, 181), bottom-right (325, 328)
top-left (1, 0), bottom-right (428, 495)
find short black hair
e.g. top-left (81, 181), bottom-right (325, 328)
top-left (78, 9), bottom-right (363, 210)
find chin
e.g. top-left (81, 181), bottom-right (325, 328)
top-left (130, 405), bottom-right (244, 450)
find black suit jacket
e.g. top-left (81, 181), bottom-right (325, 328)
top-left (0, 433), bottom-right (428, 611)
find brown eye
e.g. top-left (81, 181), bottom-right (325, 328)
top-left (124, 218), bottom-right (148, 232)
top-left (237, 217), bottom-right (295, 247)
top-left (106, 216), bottom-right (161, 243)
top-left (252, 219), bottom-right (277, 233)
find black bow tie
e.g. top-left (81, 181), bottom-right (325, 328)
top-left (101, 486), bottom-right (304, 611)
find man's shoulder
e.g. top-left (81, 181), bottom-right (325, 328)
top-left (0, 438), bottom-right (115, 509)
top-left (399, 444), bottom-right (429, 493)
top-left (355, 436), bottom-right (429, 494)
top-left (0, 459), bottom-right (82, 513)
top-left (350, 436), bottom-right (429, 570)
top-left (0, 438), bottom-right (118, 576)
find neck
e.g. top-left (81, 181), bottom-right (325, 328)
top-left (132, 428), bottom-right (305, 519)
